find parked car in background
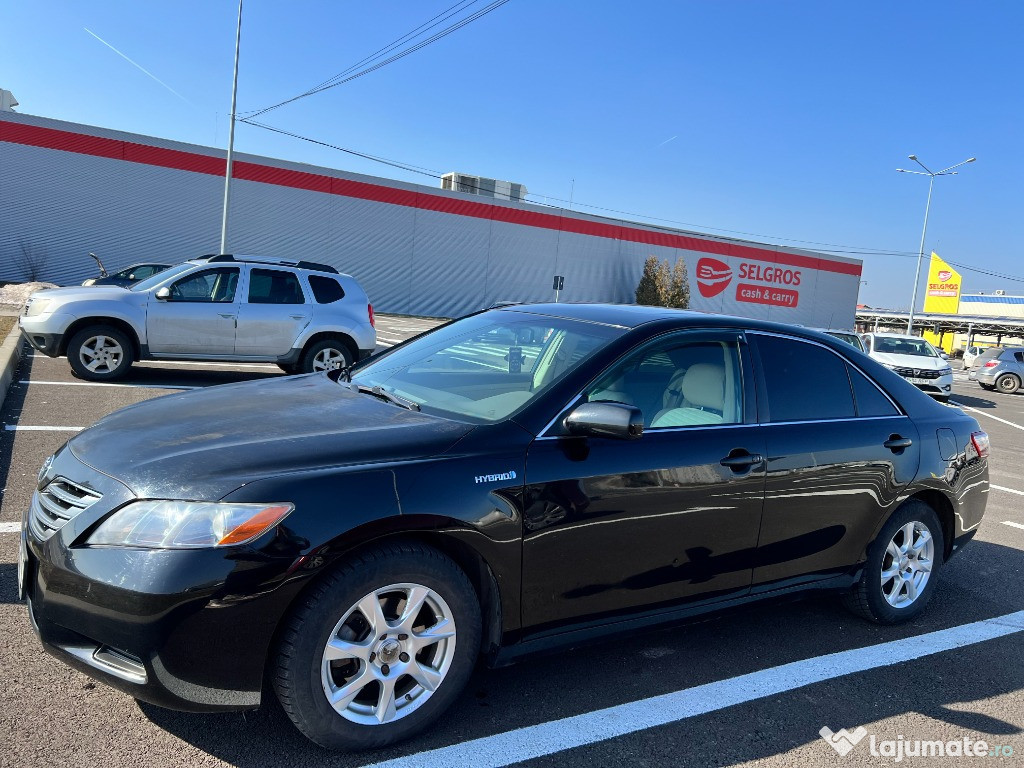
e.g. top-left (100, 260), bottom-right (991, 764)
top-left (81, 252), bottom-right (171, 287)
top-left (861, 332), bottom-right (953, 402)
top-left (973, 346), bottom-right (1024, 393)
top-left (965, 345), bottom-right (1005, 373)
top-left (20, 255), bottom-right (375, 380)
top-left (819, 329), bottom-right (866, 353)
top-left (20, 304), bottom-right (989, 750)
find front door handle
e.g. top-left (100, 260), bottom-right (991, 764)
top-left (720, 452), bottom-right (764, 470)
top-left (218, 313), bottom-right (234, 319)
top-left (884, 436), bottom-right (913, 452)
top-left (290, 315), bottom-right (306, 320)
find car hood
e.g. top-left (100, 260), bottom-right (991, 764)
top-left (870, 352), bottom-right (948, 371)
top-left (35, 285), bottom-right (132, 303)
top-left (68, 374), bottom-right (474, 499)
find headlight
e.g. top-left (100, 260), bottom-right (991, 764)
top-left (881, 363), bottom-right (898, 370)
top-left (937, 366), bottom-right (953, 376)
top-left (25, 299), bottom-right (52, 317)
top-left (87, 500), bottom-right (294, 548)
top-left (82, 278), bottom-right (97, 286)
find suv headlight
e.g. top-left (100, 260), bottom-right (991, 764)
top-left (87, 500), bottom-right (294, 548)
top-left (25, 299), bottom-right (52, 317)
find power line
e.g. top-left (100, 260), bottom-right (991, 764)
top-left (237, 119), bottom-right (1024, 285)
top-left (240, 0), bottom-right (510, 120)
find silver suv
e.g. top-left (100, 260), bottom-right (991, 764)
top-left (20, 255), bottom-right (376, 381)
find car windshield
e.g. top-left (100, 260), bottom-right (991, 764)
top-left (350, 311), bottom-right (623, 423)
top-left (826, 331), bottom-right (861, 348)
top-left (130, 262), bottom-right (192, 292)
top-left (872, 337), bottom-right (938, 357)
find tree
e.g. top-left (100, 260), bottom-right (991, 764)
top-left (17, 239), bottom-right (48, 282)
top-left (664, 257), bottom-right (690, 309)
top-left (635, 255), bottom-right (664, 306)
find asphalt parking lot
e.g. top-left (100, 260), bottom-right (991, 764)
top-left (2, 335), bottom-right (1024, 767)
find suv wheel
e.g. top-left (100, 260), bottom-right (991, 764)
top-left (842, 500), bottom-right (943, 624)
top-left (67, 325), bottom-right (134, 381)
top-left (302, 339), bottom-right (353, 374)
top-left (273, 542), bottom-right (480, 750)
top-left (996, 373), bottom-right (1021, 394)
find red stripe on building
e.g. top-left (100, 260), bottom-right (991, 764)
top-left (1, 120), bottom-right (862, 277)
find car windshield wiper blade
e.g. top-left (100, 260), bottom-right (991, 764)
top-left (355, 384), bottom-right (420, 411)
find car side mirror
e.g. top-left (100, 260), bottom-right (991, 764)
top-left (564, 402), bottom-right (644, 440)
top-left (940, 352), bottom-right (949, 360)
top-left (155, 287), bottom-right (170, 301)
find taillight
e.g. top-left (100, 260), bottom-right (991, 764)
top-left (368, 304), bottom-right (375, 328)
top-left (984, 360), bottom-right (998, 367)
top-left (971, 431), bottom-right (990, 458)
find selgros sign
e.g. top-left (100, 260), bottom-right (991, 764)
top-left (923, 252), bottom-right (962, 314)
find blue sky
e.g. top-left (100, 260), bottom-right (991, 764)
top-left (2, 0), bottom-right (1021, 309)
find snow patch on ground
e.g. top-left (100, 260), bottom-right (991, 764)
top-left (0, 282), bottom-right (58, 310)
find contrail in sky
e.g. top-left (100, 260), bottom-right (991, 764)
top-left (658, 135), bottom-right (678, 147)
top-left (84, 27), bottom-right (191, 104)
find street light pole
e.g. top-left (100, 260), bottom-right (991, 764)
top-left (897, 154), bottom-right (975, 334)
top-left (219, 0), bottom-right (243, 255)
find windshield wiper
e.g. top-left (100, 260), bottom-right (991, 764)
top-left (355, 384), bottom-right (420, 411)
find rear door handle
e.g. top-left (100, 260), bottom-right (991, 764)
top-left (218, 313), bottom-right (234, 319)
top-left (720, 452), bottom-right (764, 470)
top-left (883, 436), bottom-right (913, 451)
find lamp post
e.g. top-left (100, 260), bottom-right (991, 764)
top-left (219, 0), bottom-right (243, 255)
top-left (897, 155), bottom-right (975, 334)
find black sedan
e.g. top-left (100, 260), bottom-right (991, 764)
top-left (81, 262), bottom-right (171, 287)
top-left (19, 304), bottom-right (989, 750)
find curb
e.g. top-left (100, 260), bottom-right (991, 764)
top-left (0, 320), bottom-right (25, 415)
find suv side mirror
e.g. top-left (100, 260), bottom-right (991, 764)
top-left (565, 402), bottom-right (644, 440)
top-left (156, 287), bottom-right (171, 301)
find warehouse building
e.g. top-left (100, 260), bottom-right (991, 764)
top-left (1, 109), bottom-right (862, 323)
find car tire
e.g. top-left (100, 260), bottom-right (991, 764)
top-left (273, 542), bottom-right (481, 750)
top-left (67, 325), bottom-right (135, 381)
top-left (301, 339), bottom-right (353, 374)
top-left (996, 374), bottom-right (1021, 394)
top-left (842, 500), bottom-right (944, 625)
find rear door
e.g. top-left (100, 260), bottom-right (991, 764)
top-left (748, 331), bottom-right (920, 590)
top-left (235, 267), bottom-right (312, 356)
top-left (147, 266), bottom-right (239, 354)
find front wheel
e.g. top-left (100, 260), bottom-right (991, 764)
top-left (996, 374), bottom-right (1021, 394)
top-left (842, 500), bottom-right (944, 624)
top-left (301, 339), bottom-right (353, 374)
top-left (67, 325), bottom-right (134, 381)
top-left (273, 542), bottom-right (481, 750)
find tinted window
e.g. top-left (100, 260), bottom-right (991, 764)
top-left (309, 275), bottom-right (346, 304)
top-left (587, 337), bottom-right (743, 428)
top-left (169, 267), bottom-right (238, 303)
top-left (1014, 351), bottom-right (1024, 364)
top-left (848, 364), bottom-right (899, 417)
top-left (248, 268), bottom-right (305, 305)
top-left (756, 335), bottom-right (854, 422)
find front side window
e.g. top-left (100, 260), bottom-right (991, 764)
top-left (755, 334), bottom-right (855, 422)
top-left (586, 336), bottom-right (743, 428)
top-left (247, 268), bottom-right (305, 305)
top-left (351, 312), bottom-right (621, 422)
top-left (169, 267), bottom-right (239, 303)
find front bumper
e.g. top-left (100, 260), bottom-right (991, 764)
top-left (22, 447), bottom-right (306, 712)
top-left (899, 372), bottom-right (953, 398)
top-left (19, 313), bottom-right (73, 357)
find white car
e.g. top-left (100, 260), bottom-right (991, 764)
top-left (20, 255), bottom-right (376, 381)
top-left (860, 333), bottom-right (953, 402)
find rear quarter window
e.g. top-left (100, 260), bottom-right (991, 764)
top-left (309, 275), bottom-right (346, 304)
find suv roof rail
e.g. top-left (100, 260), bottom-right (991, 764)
top-left (194, 254), bottom-right (340, 274)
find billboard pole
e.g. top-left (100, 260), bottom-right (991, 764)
top-left (897, 155), bottom-right (975, 334)
top-left (219, 0), bottom-right (243, 255)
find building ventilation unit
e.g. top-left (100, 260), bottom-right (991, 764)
top-left (441, 172), bottom-right (527, 203)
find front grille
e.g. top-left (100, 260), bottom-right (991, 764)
top-left (894, 367), bottom-right (940, 379)
top-left (30, 477), bottom-right (103, 540)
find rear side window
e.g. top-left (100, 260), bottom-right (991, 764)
top-left (847, 364), bottom-right (900, 417)
top-left (755, 335), bottom-right (855, 422)
top-left (309, 275), bottom-right (346, 304)
top-left (248, 269), bottom-right (305, 305)
top-left (1014, 351), bottom-right (1024, 363)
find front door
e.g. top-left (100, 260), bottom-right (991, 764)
top-left (521, 331), bottom-right (766, 635)
top-left (147, 266), bottom-right (239, 355)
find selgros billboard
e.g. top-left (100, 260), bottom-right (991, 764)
top-left (923, 252), bottom-right (962, 314)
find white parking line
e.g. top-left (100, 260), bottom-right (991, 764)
top-left (1003, 521), bottom-right (1024, 531)
top-left (30, 355), bottom-right (278, 370)
top-left (951, 401), bottom-right (1024, 431)
top-left (18, 380), bottom-right (197, 390)
top-left (376, 341), bottom-right (395, 348)
top-left (362, 610), bottom-right (1024, 768)
top-left (992, 484), bottom-right (1024, 497)
top-left (0, 522), bottom-right (20, 533)
top-left (4, 425), bottom-right (84, 432)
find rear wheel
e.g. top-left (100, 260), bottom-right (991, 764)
top-left (273, 542), bottom-right (481, 750)
top-left (301, 339), bottom-right (353, 374)
top-left (67, 325), bottom-right (134, 381)
top-left (996, 373), bottom-right (1021, 394)
top-left (842, 500), bottom-right (943, 624)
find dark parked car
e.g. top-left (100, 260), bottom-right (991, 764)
top-left (19, 304), bottom-right (989, 750)
top-left (81, 253), bottom-right (170, 287)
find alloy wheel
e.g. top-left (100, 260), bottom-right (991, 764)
top-left (79, 335), bottom-right (124, 373)
top-left (321, 582), bottom-right (457, 726)
top-left (313, 348), bottom-right (347, 372)
top-left (880, 521), bottom-right (934, 608)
